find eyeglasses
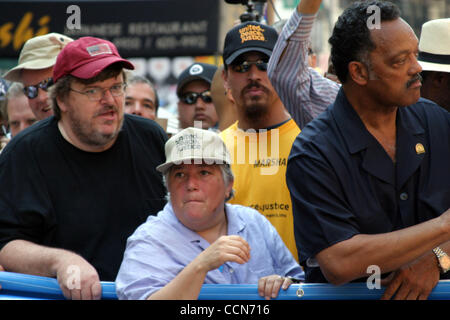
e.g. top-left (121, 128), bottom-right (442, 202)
top-left (23, 78), bottom-right (54, 99)
top-left (180, 90), bottom-right (212, 105)
top-left (231, 60), bottom-right (268, 73)
top-left (69, 83), bottom-right (127, 101)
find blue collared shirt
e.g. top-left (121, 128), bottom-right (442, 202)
top-left (115, 203), bottom-right (304, 300)
top-left (287, 88), bottom-right (450, 283)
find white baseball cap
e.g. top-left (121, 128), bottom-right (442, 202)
top-left (157, 127), bottom-right (231, 174)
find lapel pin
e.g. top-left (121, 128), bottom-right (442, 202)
top-left (415, 143), bottom-right (425, 154)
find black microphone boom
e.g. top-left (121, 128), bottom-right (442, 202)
top-left (224, 0), bottom-right (267, 23)
top-left (224, 0), bottom-right (267, 5)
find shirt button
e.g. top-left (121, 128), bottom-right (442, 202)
top-left (229, 268), bottom-right (234, 274)
top-left (400, 192), bottom-right (408, 201)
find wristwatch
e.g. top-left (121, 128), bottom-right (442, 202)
top-left (432, 247), bottom-right (450, 274)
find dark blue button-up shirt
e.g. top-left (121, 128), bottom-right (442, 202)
top-left (287, 88), bottom-right (450, 283)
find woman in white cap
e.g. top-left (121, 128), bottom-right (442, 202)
top-left (115, 127), bottom-right (304, 300)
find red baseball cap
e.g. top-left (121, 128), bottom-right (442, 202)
top-left (53, 36), bottom-right (134, 82)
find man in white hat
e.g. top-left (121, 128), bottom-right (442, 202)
top-left (2, 33), bottom-right (73, 120)
top-left (115, 127), bottom-right (304, 300)
top-left (418, 18), bottom-right (450, 112)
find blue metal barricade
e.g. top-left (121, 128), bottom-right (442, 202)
top-left (0, 271), bottom-right (449, 300)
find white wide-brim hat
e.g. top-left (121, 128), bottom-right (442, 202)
top-left (418, 18), bottom-right (450, 73)
top-left (3, 33), bottom-right (73, 82)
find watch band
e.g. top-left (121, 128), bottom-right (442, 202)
top-left (286, 276), bottom-right (303, 284)
top-left (432, 247), bottom-right (450, 274)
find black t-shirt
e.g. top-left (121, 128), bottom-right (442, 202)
top-left (0, 114), bottom-right (168, 281)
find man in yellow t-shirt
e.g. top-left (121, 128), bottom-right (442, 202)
top-left (219, 21), bottom-right (301, 261)
top-left (221, 120), bottom-right (300, 260)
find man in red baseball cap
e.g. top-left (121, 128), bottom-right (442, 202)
top-left (53, 37), bottom-right (134, 82)
top-left (0, 37), bottom-right (168, 299)
top-left (50, 36), bottom-right (135, 151)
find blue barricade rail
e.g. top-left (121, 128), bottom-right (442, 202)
top-left (0, 271), bottom-right (449, 300)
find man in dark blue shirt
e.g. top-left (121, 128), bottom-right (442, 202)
top-left (287, 0), bottom-right (450, 300)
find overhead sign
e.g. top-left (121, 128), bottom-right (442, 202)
top-left (0, 0), bottom-right (220, 58)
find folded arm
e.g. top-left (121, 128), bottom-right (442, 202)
top-left (288, 147), bottom-right (450, 296)
top-left (315, 217), bottom-right (450, 285)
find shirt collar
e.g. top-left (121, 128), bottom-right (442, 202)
top-left (225, 203), bottom-right (246, 235)
top-left (394, 104), bottom-right (426, 188)
top-left (330, 88), bottom-right (425, 155)
top-left (330, 88), bottom-right (426, 187)
top-left (161, 203), bottom-right (247, 245)
top-left (330, 88), bottom-right (375, 154)
top-left (160, 203), bottom-right (205, 244)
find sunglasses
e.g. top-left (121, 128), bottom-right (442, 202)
top-left (23, 78), bottom-right (54, 99)
top-left (180, 90), bottom-right (212, 105)
top-left (231, 60), bottom-right (268, 73)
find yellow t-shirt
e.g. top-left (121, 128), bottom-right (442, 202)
top-left (220, 119), bottom-right (301, 261)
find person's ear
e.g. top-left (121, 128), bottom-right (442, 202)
top-left (222, 67), bottom-right (230, 91)
top-left (225, 178), bottom-right (233, 198)
top-left (226, 88), bottom-right (236, 104)
top-left (56, 95), bottom-right (68, 113)
top-left (348, 61), bottom-right (369, 86)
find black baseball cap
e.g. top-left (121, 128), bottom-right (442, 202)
top-left (176, 63), bottom-right (218, 97)
top-left (223, 21), bottom-right (278, 65)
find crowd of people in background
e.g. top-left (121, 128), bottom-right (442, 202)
top-left (0, 0), bottom-right (449, 301)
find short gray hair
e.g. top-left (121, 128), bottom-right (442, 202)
top-left (127, 74), bottom-right (159, 112)
top-left (3, 82), bottom-right (26, 121)
top-left (6, 82), bottom-right (25, 99)
top-left (163, 163), bottom-right (235, 202)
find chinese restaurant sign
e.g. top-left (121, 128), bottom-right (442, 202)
top-left (0, 0), bottom-right (220, 58)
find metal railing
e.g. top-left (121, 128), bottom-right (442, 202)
top-left (1, 271), bottom-right (449, 300)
